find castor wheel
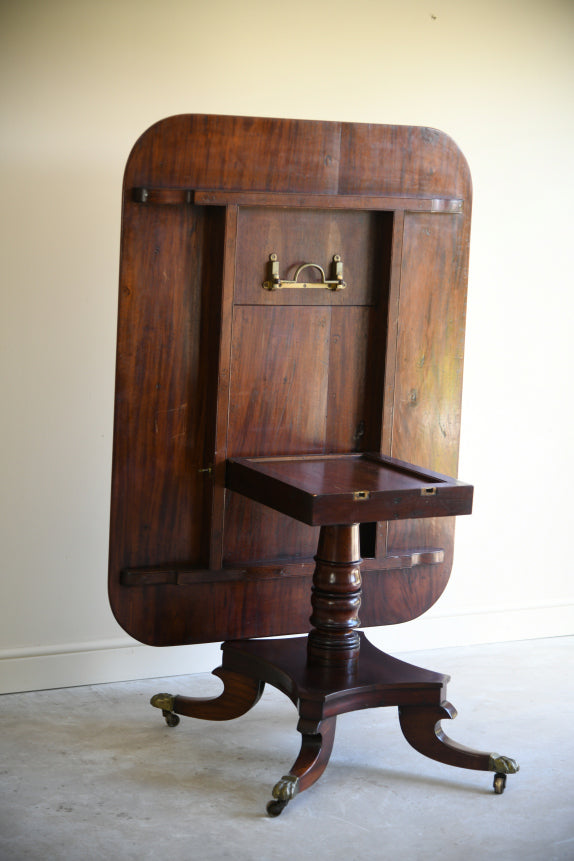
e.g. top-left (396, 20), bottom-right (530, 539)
top-left (266, 799), bottom-right (289, 817)
top-left (149, 694), bottom-right (180, 726)
top-left (493, 773), bottom-right (507, 794)
top-left (266, 774), bottom-right (299, 816)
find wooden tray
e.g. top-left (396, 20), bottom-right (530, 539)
top-left (226, 453), bottom-right (473, 526)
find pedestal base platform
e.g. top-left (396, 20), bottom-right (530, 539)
top-left (151, 633), bottom-right (519, 815)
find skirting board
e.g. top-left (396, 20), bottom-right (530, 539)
top-left (1, 602), bottom-right (572, 694)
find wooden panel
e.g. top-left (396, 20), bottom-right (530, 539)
top-left (208, 205), bottom-right (238, 569)
top-left (326, 305), bottom-right (386, 453)
top-left (226, 305), bottom-right (383, 458)
top-left (222, 497), bottom-right (319, 566)
top-left (108, 202), bottom-right (225, 637)
top-left (223, 305), bottom-right (331, 564)
top-left (110, 203), bottom-right (219, 568)
top-left (113, 563), bottom-right (450, 645)
top-left (387, 210), bottom-right (470, 577)
top-left (125, 114), bottom-right (341, 194)
top-left (234, 207), bottom-right (381, 306)
top-left (227, 306), bottom-right (331, 457)
top-left (391, 213), bottom-right (467, 474)
top-left (124, 117), bottom-right (470, 203)
top-left (339, 124), bottom-right (471, 199)
top-left (223, 231), bottom-right (390, 562)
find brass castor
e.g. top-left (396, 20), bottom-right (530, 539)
top-left (266, 774), bottom-right (299, 817)
top-left (150, 693), bottom-right (179, 727)
top-left (489, 754), bottom-right (519, 794)
top-left (266, 799), bottom-right (289, 817)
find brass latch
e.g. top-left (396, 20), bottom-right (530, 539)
top-left (263, 254), bottom-right (346, 291)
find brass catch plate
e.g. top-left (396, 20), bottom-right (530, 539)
top-left (263, 254), bottom-right (346, 291)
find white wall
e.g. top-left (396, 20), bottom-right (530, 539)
top-left (1, 0), bottom-right (573, 693)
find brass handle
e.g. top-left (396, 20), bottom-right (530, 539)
top-left (263, 254), bottom-right (346, 291)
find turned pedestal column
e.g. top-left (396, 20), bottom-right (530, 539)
top-left (307, 524), bottom-right (362, 667)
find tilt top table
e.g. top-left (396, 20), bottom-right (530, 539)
top-left (109, 114), bottom-right (519, 815)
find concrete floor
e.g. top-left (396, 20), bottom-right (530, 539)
top-left (1, 636), bottom-right (572, 861)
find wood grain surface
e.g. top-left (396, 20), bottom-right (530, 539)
top-left (109, 115), bottom-right (472, 645)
